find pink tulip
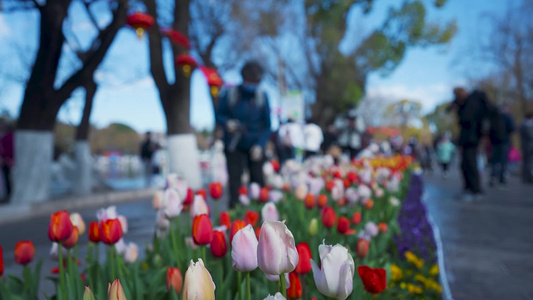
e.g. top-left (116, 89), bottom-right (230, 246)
top-left (190, 195), bottom-right (208, 217)
top-left (97, 206), bottom-right (117, 222)
top-left (124, 242), bottom-right (138, 263)
top-left (261, 203), bottom-right (279, 222)
top-left (268, 190), bottom-right (284, 203)
top-left (231, 224), bottom-right (258, 272)
top-left (118, 215), bottom-right (128, 233)
top-left (257, 221), bottom-right (299, 275)
top-left (239, 194), bottom-right (250, 205)
top-left (164, 188), bottom-right (183, 219)
top-left (182, 259), bottom-right (215, 300)
top-left (249, 182), bottom-right (260, 199)
top-left (345, 187), bottom-right (358, 204)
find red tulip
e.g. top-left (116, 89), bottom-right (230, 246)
top-left (192, 214), bottom-right (213, 245)
top-left (230, 220), bottom-right (246, 243)
top-left (346, 171), bottom-right (358, 183)
top-left (255, 226), bottom-right (261, 240)
top-left (0, 246), bottom-right (3, 276)
top-left (271, 160), bottom-right (281, 172)
top-left (317, 194), bottom-right (328, 208)
top-left (325, 180), bottom-right (335, 192)
top-left (304, 194), bottom-right (315, 209)
top-left (62, 227), bottom-right (79, 249)
top-left (287, 272), bottom-right (302, 299)
top-left (357, 239), bottom-right (370, 258)
top-left (352, 212), bottom-right (362, 225)
top-left (258, 188), bottom-right (269, 203)
top-left (321, 207), bottom-right (336, 228)
top-left (238, 186), bottom-right (248, 195)
top-left (210, 231), bottom-right (227, 258)
top-left (244, 211), bottom-right (260, 227)
top-left (196, 189), bottom-right (207, 200)
top-left (88, 221), bottom-right (101, 243)
top-left (100, 219), bottom-right (123, 245)
top-left (167, 267), bottom-right (183, 294)
top-left (337, 217), bottom-right (351, 234)
top-left (358, 266), bottom-right (387, 294)
top-left (48, 211), bottom-right (74, 242)
top-left (295, 242), bottom-right (311, 274)
top-left (14, 241), bottom-right (35, 265)
top-left (183, 188), bottom-right (194, 205)
top-left (209, 182), bottom-right (223, 200)
top-left (378, 222), bottom-right (388, 234)
top-left (333, 171), bottom-right (342, 179)
top-left (219, 211), bottom-right (231, 229)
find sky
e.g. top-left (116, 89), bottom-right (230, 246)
top-left (0, 0), bottom-right (517, 133)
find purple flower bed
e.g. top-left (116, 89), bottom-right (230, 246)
top-left (394, 174), bottom-right (437, 263)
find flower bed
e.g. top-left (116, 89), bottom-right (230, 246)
top-left (0, 155), bottom-right (443, 300)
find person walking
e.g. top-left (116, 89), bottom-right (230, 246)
top-left (0, 123), bottom-right (14, 203)
top-left (215, 61), bottom-right (271, 208)
top-left (140, 131), bottom-right (154, 187)
top-left (436, 135), bottom-right (455, 177)
top-left (488, 105), bottom-right (515, 187)
top-left (448, 87), bottom-right (489, 200)
top-left (337, 113), bottom-right (365, 159)
top-left (303, 118), bottom-right (323, 159)
top-left (520, 113), bottom-right (533, 183)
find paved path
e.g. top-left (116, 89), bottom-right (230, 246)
top-left (424, 168), bottom-right (533, 300)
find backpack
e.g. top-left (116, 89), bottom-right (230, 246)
top-left (227, 85), bottom-right (265, 109)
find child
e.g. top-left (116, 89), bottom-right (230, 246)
top-left (437, 136), bottom-right (455, 177)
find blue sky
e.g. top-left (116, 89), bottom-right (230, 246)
top-left (0, 0), bottom-right (516, 133)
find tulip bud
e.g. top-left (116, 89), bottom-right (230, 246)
top-left (210, 231), bottom-right (227, 258)
top-left (317, 194), bottom-right (328, 208)
top-left (219, 211), bottom-right (231, 229)
top-left (118, 215), bottom-right (128, 234)
top-left (230, 220), bottom-right (246, 243)
top-left (192, 214), bottom-right (213, 245)
top-left (63, 226), bottom-right (79, 249)
top-left (182, 259), bottom-right (216, 300)
top-left (352, 212), bottom-right (362, 225)
top-left (100, 219), bottom-right (123, 245)
top-left (337, 217), bottom-right (351, 234)
top-left (264, 292), bottom-right (286, 300)
top-left (209, 182), bottom-right (223, 200)
top-left (167, 267), bottom-right (183, 295)
top-left (88, 221), bottom-right (100, 243)
top-left (108, 279), bottom-right (127, 300)
top-left (261, 203), bottom-right (279, 222)
top-left (244, 211), bottom-right (260, 227)
top-left (304, 194), bottom-right (315, 209)
top-left (83, 286), bottom-right (95, 300)
top-left (294, 185), bottom-right (308, 201)
top-left (238, 186), bottom-right (248, 195)
top-left (356, 239), bottom-right (370, 258)
top-left (14, 240), bottom-right (35, 265)
top-left (287, 272), bottom-right (302, 299)
top-left (364, 199), bottom-right (374, 210)
top-left (0, 246), bottom-right (4, 277)
top-left (231, 225), bottom-right (258, 272)
top-left (378, 222), bottom-right (388, 234)
top-left (70, 213), bottom-right (86, 235)
top-left (308, 218), bottom-right (318, 236)
top-left (311, 243), bottom-right (355, 299)
top-left (124, 242), bottom-right (139, 263)
top-left (239, 194), bottom-right (251, 205)
top-left (257, 221), bottom-right (299, 275)
top-left (48, 211), bottom-right (74, 243)
top-left (259, 187), bottom-right (269, 203)
top-left (295, 242), bottom-right (311, 274)
top-left (358, 266), bottom-right (387, 294)
top-left (183, 188), bottom-right (194, 206)
top-left (321, 207), bottom-right (336, 229)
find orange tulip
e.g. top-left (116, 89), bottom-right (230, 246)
top-left (304, 194), bottom-right (315, 209)
top-left (0, 246), bottom-right (3, 276)
top-left (317, 194), bottom-right (328, 208)
top-left (352, 212), bottom-right (362, 225)
top-left (100, 219), bottom-right (123, 245)
top-left (287, 272), bottom-right (302, 299)
top-left (321, 207), bottom-right (336, 229)
top-left (230, 220), bottom-right (246, 243)
top-left (167, 267), bottom-right (183, 294)
top-left (209, 182), bottom-right (223, 200)
top-left (48, 211), bottom-right (74, 242)
top-left (357, 239), bottom-right (370, 258)
top-left (219, 211), bottom-right (231, 229)
top-left (63, 227), bottom-right (79, 249)
top-left (88, 221), bottom-right (100, 243)
top-left (192, 214), bottom-right (213, 245)
top-left (325, 179), bottom-right (335, 192)
top-left (378, 222), bottom-right (388, 234)
top-left (210, 231), bottom-right (227, 258)
top-left (244, 211), bottom-right (260, 227)
top-left (14, 241), bottom-right (35, 265)
top-left (365, 199), bottom-right (374, 210)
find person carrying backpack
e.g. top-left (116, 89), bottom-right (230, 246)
top-left (488, 105), bottom-right (515, 186)
top-left (215, 61), bottom-right (271, 208)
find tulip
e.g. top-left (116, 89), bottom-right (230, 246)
top-left (269, 190), bottom-right (284, 203)
top-left (83, 286), bottom-right (95, 300)
top-left (321, 207), bottom-right (336, 229)
top-left (70, 213), bottom-right (86, 235)
top-left (244, 210), bottom-right (260, 227)
top-left (304, 194), bottom-right (315, 209)
top-left (364, 199), bottom-right (374, 210)
top-left (183, 188), bottom-right (195, 206)
top-left (378, 222), bottom-right (388, 233)
top-left (97, 206), bottom-right (117, 222)
top-left (192, 214), bottom-right (213, 245)
top-left (88, 221), bottom-right (101, 243)
top-left (358, 185), bottom-right (372, 200)
top-left (311, 243), bottom-right (355, 299)
top-left (0, 246), bottom-right (3, 277)
top-left (210, 230), bottom-right (227, 258)
top-left (364, 222), bottom-right (379, 237)
top-left (336, 217), bottom-right (351, 234)
top-left (14, 240), bottom-right (35, 265)
top-left (331, 185), bottom-right (344, 201)
top-left (164, 188), bottom-right (183, 219)
top-left (357, 266), bottom-right (387, 294)
top-left (345, 187), bottom-right (358, 204)
top-left (352, 212), bottom-right (362, 225)
top-left (167, 174), bottom-right (188, 197)
top-left (263, 162), bottom-right (275, 176)
top-left (231, 224), bottom-right (258, 272)
top-left (271, 160), bottom-right (281, 172)
top-left (219, 211), bottom-right (231, 229)
top-left (100, 219), bottom-right (123, 245)
top-left (195, 189), bottom-right (207, 200)
top-left (182, 259), bottom-right (216, 300)
top-left (124, 242), bottom-right (139, 263)
top-left (259, 187), bottom-right (269, 202)
top-left (325, 179), bottom-right (335, 192)
top-left (255, 226), bottom-right (261, 239)
top-left (257, 221), bottom-right (299, 275)
top-left (294, 184), bottom-right (308, 201)
top-left (108, 279), bottom-right (127, 300)
top-left (346, 171), bottom-right (358, 183)
top-left (317, 194), bottom-right (328, 208)
top-left (230, 220), bottom-right (246, 243)
top-left (239, 186), bottom-right (248, 195)
top-left (152, 190), bottom-right (165, 210)
top-left (356, 239), bottom-right (370, 258)
top-left (287, 272), bottom-right (302, 299)
top-left (49, 243), bottom-right (67, 261)
top-left (156, 210), bottom-right (170, 231)
top-left (295, 242), bottom-right (311, 274)
top-left (63, 226), bottom-right (80, 249)
top-left (308, 218), bottom-right (318, 236)
top-left (48, 211), bottom-right (74, 242)
top-left (240, 194), bottom-right (251, 205)
top-left (264, 292), bottom-right (286, 300)
top-left (167, 267), bottom-right (183, 294)
top-left (185, 237), bottom-right (198, 250)
top-left (261, 202), bottom-right (279, 222)
top-left (249, 182), bottom-right (260, 199)
top-left (190, 195), bottom-right (209, 217)
top-left (118, 215), bottom-right (128, 234)
top-left (209, 182), bottom-right (223, 199)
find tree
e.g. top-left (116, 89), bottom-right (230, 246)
top-left (3, 0), bottom-right (127, 202)
top-left (385, 99), bottom-right (422, 128)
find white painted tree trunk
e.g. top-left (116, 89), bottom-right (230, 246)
top-left (167, 134), bottom-right (202, 189)
top-left (74, 140), bottom-right (92, 195)
top-left (12, 130), bottom-right (53, 203)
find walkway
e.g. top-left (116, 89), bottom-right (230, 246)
top-left (424, 168), bottom-right (533, 300)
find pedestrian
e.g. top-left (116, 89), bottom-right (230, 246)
top-left (520, 112), bottom-right (533, 183)
top-left (0, 122), bottom-right (14, 203)
top-left (215, 61), bottom-right (271, 208)
top-left (337, 113), bottom-right (365, 159)
top-left (436, 135), bottom-right (455, 177)
top-left (448, 87), bottom-right (490, 200)
top-left (303, 118), bottom-right (323, 159)
top-left (140, 131), bottom-right (154, 187)
top-left (321, 122), bottom-right (337, 153)
top-left (488, 105), bottom-right (515, 187)
top-left (277, 117), bottom-right (302, 164)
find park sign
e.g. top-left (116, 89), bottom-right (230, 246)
top-left (281, 91), bottom-right (304, 123)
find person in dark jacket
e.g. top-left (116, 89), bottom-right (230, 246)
top-left (215, 61), bottom-right (271, 208)
top-left (520, 113), bottom-right (533, 183)
top-left (449, 88), bottom-right (489, 200)
top-left (488, 105), bottom-right (515, 186)
top-left (0, 123), bottom-right (14, 202)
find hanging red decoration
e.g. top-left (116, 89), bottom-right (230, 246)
top-left (175, 54), bottom-right (198, 78)
top-left (200, 67), bottom-right (224, 98)
top-left (161, 28), bottom-right (191, 49)
top-left (126, 12), bottom-right (155, 39)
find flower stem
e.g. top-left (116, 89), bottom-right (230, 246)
top-left (279, 274), bottom-right (286, 298)
top-left (68, 249), bottom-right (77, 299)
top-left (110, 246), bottom-right (116, 280)
top-left (202, 246), bottom-right (207, 263)
top-left (237, 271), bottom-right (242, 300)
top-left (246, 272), bottom-right (251, 300)
top-left (170, 220), bottom-right (179, 263)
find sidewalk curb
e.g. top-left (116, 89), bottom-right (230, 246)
top-left (0, 188), bottom-right (156, 225)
